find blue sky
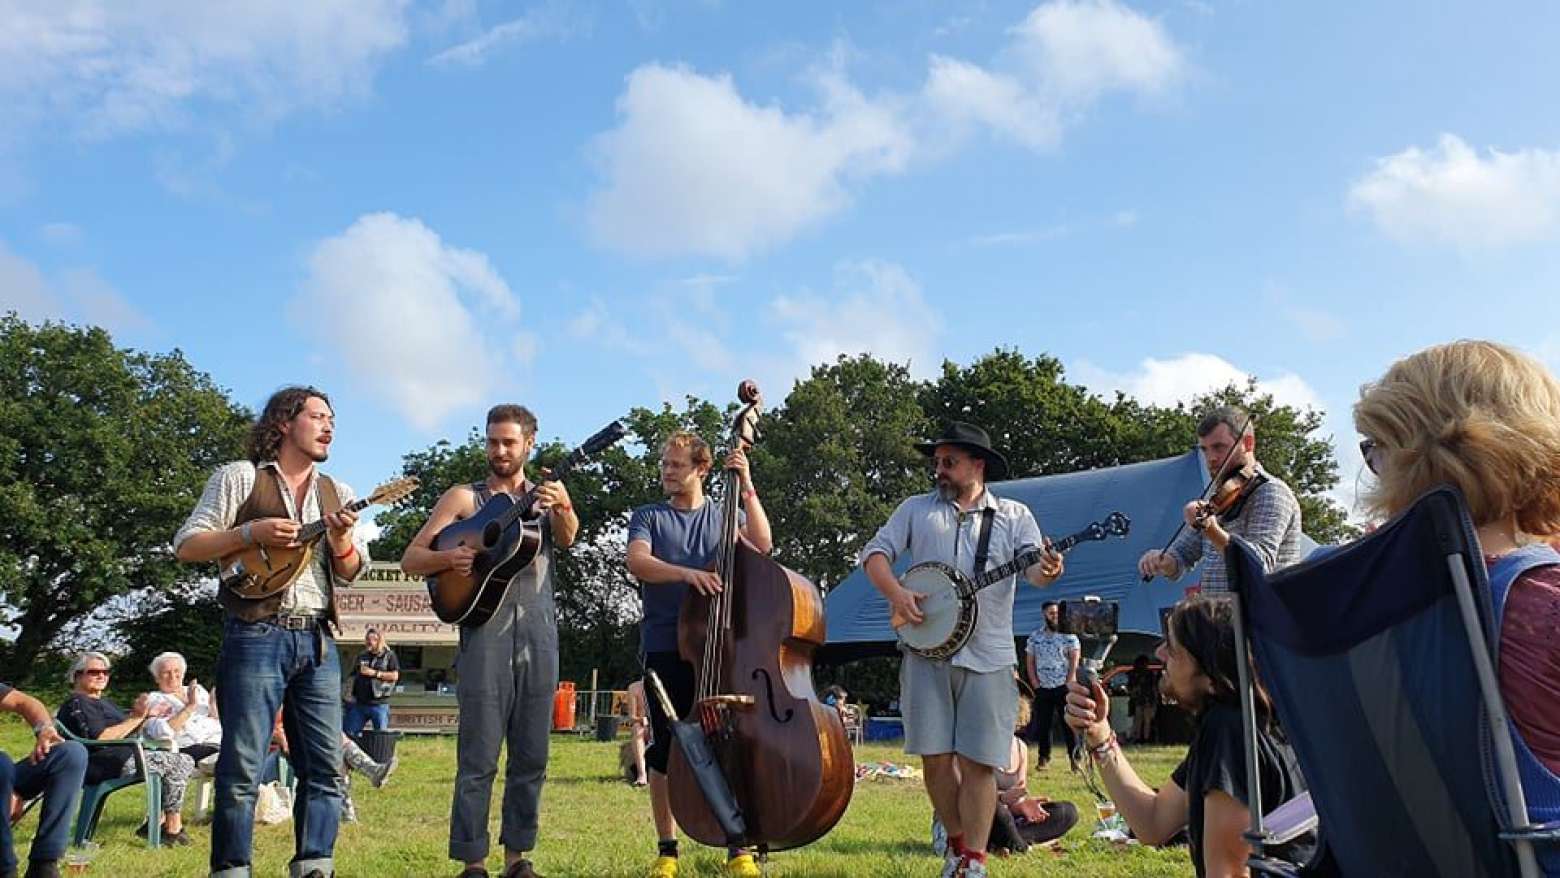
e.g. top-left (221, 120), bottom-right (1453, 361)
top-left (4, 0), bottom-right (1560, 526)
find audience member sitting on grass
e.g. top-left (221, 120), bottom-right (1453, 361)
top-left (934, 693), bottom-right (1079, 858)
top-left (618, 681), bottom-right (649, 787)
top-left (1354, 339), bottom-right (1560, 875)
top-left (56, 652), bottom-right (198, 847)
top-left (1065, 597), bottom-right (1315, 878)
top-left (1, 682), bottom-right (87, 878)
top-left (142, 651), bottom-right (221, 764)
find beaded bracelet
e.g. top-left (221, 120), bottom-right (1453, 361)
top-left (1088, 733), bottom-right (1119, 761)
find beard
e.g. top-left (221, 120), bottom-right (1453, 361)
top-left (936, 477), bottom-right (958, 501)
top-left (308, 446), bottom-right (329, 463)
top-left (489, 458), bottom-right (521, 478)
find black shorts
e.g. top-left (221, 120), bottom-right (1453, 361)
top-left (643, 650), bottom-right (696, 775)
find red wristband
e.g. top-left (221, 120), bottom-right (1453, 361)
top-left (334, 544), bottom-right (357, 561)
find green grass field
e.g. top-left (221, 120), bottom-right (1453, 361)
top-left (4, 718), bottom-right (1195, 877)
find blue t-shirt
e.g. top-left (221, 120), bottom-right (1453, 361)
top-left (628, 499), bottom-right (738, 653)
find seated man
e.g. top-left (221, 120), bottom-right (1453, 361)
top-left (1065, 596), bottom-right (1315, 877)
top-left (0, 683), bottom-right (87, 878)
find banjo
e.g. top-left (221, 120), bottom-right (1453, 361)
top-left (892, 512), bottom-right (1131, 660)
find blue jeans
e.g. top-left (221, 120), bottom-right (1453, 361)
top-left (211, 618), bottom-right (342, 878)
top-left (0, 741), bottom-right (87, 871)
top-left (342, 703), bottom-right (389, 734)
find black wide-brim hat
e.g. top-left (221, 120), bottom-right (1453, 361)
top-left (915, 421), bottom-right (1010, 481)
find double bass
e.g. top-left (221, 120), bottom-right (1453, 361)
top-left (666, 381), bottom-right (854, 851)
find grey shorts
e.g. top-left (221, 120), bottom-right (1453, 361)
top-left (900, 652), bottom-right (1018, 768)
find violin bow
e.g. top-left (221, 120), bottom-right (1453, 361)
top-left (1140, 410), bottom-right (1254, 583)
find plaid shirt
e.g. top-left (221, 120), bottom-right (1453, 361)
top-left (1167, 467), bottom-right (1304, 593)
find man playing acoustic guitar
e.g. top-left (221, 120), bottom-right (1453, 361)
top-left (859, 422), bottom-right (1064, 878)
top-left (400, 404), bottom-right (577, 878)
top-left (174, 386), bottom-right (368, 878)
top-left (625, 431), bottom-right (769, 878)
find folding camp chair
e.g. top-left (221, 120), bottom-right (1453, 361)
top-left (1226, 485), bottom-right (1560, 877)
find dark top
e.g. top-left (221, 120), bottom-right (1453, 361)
top-left (627, 499), bottom-right (740, 653)
top-left (1127, 668), bottom-right (1160, 709)
top-left (352, 648), bottom-right (400, 705)
top-left (1171, 702), bottom-right (1315, 877)
top-left (57, 693), bottom-right (134, 784)
top-left (0, 682), bottom-right (11, 700)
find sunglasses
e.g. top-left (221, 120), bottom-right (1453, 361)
top-left (1359, 438), bottom-right (1382, 475)
top-left (79, 668), bottom-right (111, 677)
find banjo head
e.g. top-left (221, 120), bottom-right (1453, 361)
top-left (897, 562), bottom-right (972, 656)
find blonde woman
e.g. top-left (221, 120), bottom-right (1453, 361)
top-left (1354, 340), bottom-right (1560, 875)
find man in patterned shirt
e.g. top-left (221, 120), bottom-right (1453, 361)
top-left (1137, 406), bottom-right (1304, 592)
top-left (1024, 601), bottom-right (1080, 771)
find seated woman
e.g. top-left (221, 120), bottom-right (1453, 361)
top-left (1065, 596), bottom-right (1315, 877)
top-left (56, 652), bottom-right (198, 847)
top-left (1354, 339), bottom-right (1560, 875)
top-left (141, 651), bottom-right (222, 764)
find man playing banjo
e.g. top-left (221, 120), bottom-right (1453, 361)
top-left (860, 423), bottom-right (1064, 878)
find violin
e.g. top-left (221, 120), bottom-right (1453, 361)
top-left (1191, 460), bottom-right (1266, 530)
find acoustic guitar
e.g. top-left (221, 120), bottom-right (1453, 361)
top-left (218, 476), bottom-right (419, 601)
top-left (426, 420), bottom-right (626, 627)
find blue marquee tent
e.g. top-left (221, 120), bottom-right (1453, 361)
top-left (820, 450), bottom-right (1215, 661)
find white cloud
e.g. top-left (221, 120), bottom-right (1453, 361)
top-left (768, 260), bottom-right (941, 379)
top-left (1011, 0), bottom-right (1184, 103)
top-left (924, 0), bottom-right (1184, 150)
top-left (0, 239), bottom-right (152, 336)
top-left (297, 213), bottom-right (522, 430)
top-left (586, 63), bottom-right (913, 261)
top-left (1071, 351), bottom-right (1325, 413)
top-left (0, 0), bottom-right (410, 140)
top-left (1348, 134), bottom-right (1560, 248)
top-left (427, 1), bottom-right (585, 68)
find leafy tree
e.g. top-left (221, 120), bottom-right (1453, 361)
top-left (116, 591), bottom-right (226, 686)
top-left (755, 355), bottom-right (930, 590)
top-left (0, 315), bottom-right (249, 683)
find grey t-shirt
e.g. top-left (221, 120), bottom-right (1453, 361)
top-left (627, 499), bottom-right (738, 653)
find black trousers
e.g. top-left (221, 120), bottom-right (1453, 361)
top-left (1028, 684), bottom-right (1077, 765)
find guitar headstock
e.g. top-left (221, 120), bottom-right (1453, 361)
top-left (368, 476), bottom-right (420, 506)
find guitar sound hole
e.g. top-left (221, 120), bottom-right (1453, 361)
top-left (482, 521), bottom-right (502, 548)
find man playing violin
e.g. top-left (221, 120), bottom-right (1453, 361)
top-left (400, 404), bottom-right (578, 878)
top-left (625, 431), bottom-right (770, 878)
top-left (1137, 406), bottom-right (1304, 592)
top-left (859, 422), bottom-right (1064, 878)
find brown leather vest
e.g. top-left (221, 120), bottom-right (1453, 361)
top-left (221, 465), bottom-right (344, 630)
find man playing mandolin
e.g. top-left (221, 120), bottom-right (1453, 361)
top-left (860, 422), bottom-right (1064, 878)
top-left (400, 404), bottom-right (578, 878)
top-left (625, 431), bottom-right (770, 878)
top-left (1136, 406), bottom-right (1304, 593)
top-left (174, 386), bottom-right (368, 878)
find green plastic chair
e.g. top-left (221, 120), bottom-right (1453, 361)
top-left (53, 722), bottom-right (165, 848)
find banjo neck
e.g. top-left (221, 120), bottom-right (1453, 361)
top-left (960, 533), bottom-right (1083, 597)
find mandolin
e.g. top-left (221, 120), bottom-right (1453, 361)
top-left (219, 476), bottom-right (418, 601)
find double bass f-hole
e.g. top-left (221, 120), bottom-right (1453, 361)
top-left (751, 668), bottom-right (794, 724)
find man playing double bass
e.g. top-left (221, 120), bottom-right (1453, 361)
top-left (625, 431), bottom-right (770, 878)
top-left (860, 423), bottom-right (1064, 878)
top-left (400, 404), bottom-right (577, 878)
top-left (1136, 406), bottom-right (1304, 592)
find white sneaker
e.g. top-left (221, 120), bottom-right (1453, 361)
top-left (938, 854), bottom-right (960, 878)
top-left (957, 858), bottom-right (988, 878)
